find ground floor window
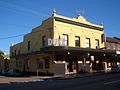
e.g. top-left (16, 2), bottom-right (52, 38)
top-left (45, 57), bottom-right (50, 69)
top-left (19, 61), bottom-right (23, 68)
top-left (16, 60), bottom-right (19, 67)
top-left (39, 61), bottom-right (43, 69)
top-left (107, 62), bottom-right (111, 68)
top-left (26, 59), bottom-right (29, 69)
top-left (16, 60), bottom-right (22, 68)
top-left (36, 58), bottom-right (44, 69)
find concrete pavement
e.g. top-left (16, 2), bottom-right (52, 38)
top-left (50, 71), bottom-right (109, 80)
top-left (0, 71), bottom-right (111, 84)
top-left (0, 73), bottom-right (120, 90)
top-left (0, 76), bottom-right (51, 84)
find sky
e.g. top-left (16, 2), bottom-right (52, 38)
top-left (0, 0), bottom-right (120, 54)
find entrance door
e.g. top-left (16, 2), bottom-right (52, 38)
top-left (69, 60), bottom-right (73, 72)
top-left (66, 56), bottom-right (78, 73)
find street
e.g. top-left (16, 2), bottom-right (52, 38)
top-left (0, 73), bottom-right (120, 90)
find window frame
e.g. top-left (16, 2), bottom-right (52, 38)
top-left (95, 39), bottom-right (99, 48)
top-left (26, 58), bottom-right (30, 69)
top-left (36, 58), bottom-right (44, 69)
top-left (86, 38), bottom-right (91, 48)
top-left (75, 36), bottom-right (80, 47)
top-left (42, 35), bottom-right (46, 47)
top-left (28, 41), bottom-right (31, 51)
top-left (44, 57), bottom-right (50, 69)
top-left (63, 34), bottom-right (69, 46)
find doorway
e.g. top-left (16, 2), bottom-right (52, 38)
top-left (66, 56), bottom-right (78, 73)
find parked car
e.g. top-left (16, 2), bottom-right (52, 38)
top-left (1, 70), bottom-right (9, 75)
top-left (1, 69), bottom-right (23, 77)
top-left (7, 69), bottom-right (22, 76)
top-left (111, 65), bottom-right (120, 73)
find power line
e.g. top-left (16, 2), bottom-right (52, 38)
top-left (0, 27), bottom-right (51, 40)
top-left (0, 1), bottom-right (52, 41)
top-left (0, 22), bottom-right (33, 28)
top-left (0, 34), bottom-right (25, 40)
top-left (0, 1), bottom-right (50, 18)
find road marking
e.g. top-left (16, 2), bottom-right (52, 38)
top-left (104, 80), bottom-right (120, 85)
top-left (32, 79), bottom-right (44, 82)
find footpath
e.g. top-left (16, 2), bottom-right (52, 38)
top-left (0, 76), bottom-right (50, 84)
top-left (0, 71), bottom-right (111, 84)
top-left (50, 71), bottom-right (109, 80)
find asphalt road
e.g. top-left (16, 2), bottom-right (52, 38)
top-left (0, 73), bottom-right (120, 90)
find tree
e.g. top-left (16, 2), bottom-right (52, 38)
top-left (0, 50), bottom-right (4, 55)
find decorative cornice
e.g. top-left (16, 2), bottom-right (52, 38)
top-left (54, 17), bottom-right (104, 31)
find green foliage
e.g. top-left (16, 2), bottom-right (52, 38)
top-left (0, 50), bottom-right (4, 55)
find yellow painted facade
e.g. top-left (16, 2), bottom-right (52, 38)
top-left (10, 13), bottom-right (104, 55)
top-left (53, 14), bottom-right (104, 48)
top-left (10, 11), bottom-right (105, 75)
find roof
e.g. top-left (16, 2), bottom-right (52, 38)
top-left (106, 37), bottom-right (120, 43)
top-left (42, 46), bottom-right (116, 54)
top-left (11, 46), bottom-right (119, 58)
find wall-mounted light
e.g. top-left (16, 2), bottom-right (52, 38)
top-left (103, 54), bottom-right (106, 56)
top-left (67, 52), bottom-right (70, 55)
top-left (87, 53), bottom-right (90, 56)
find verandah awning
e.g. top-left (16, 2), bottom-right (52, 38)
top-left (11, 46), bottom-right (119, 58)
top-left (41, 46), bottom-right (116, 54)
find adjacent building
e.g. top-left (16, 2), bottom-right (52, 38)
top-left (106, 37), bottom-right (120, 50)
top-left (0, 54), bottom-right (10, 72)
top-left (105, 37), bottom-right (120, 69)
top-left (10, 11), bottom-right (120, 75)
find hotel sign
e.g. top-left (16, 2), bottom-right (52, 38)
top-left (48, 38), bottom-right (66, 46)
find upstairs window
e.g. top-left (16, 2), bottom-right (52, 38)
top-left (86, 38), bottom-right (90, 48)
top-left (75, 36), bottom-right (80, 47)
top-left (18, 50), bottom-right (20, 55)
top-left (101, 34), bottom-right (105, 42)
top-left (117, 44), bottom-right (120, 50)
top-left (63, 34), bottom-right (68, 46)
top-left (12, 52), bottom-right (14, 56)
top-left (14, 50), bottom-right (16, 55)
top-left (106, 43), bottom-right (110, 49)
top-left (42, 35), bottom-right (46, 47)
top-left (112, 43), bottom-right (116, 50)
top-left (28, 41), bottom-right (31, 51)
top-left (95, 39), bottom-right (99, 49)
